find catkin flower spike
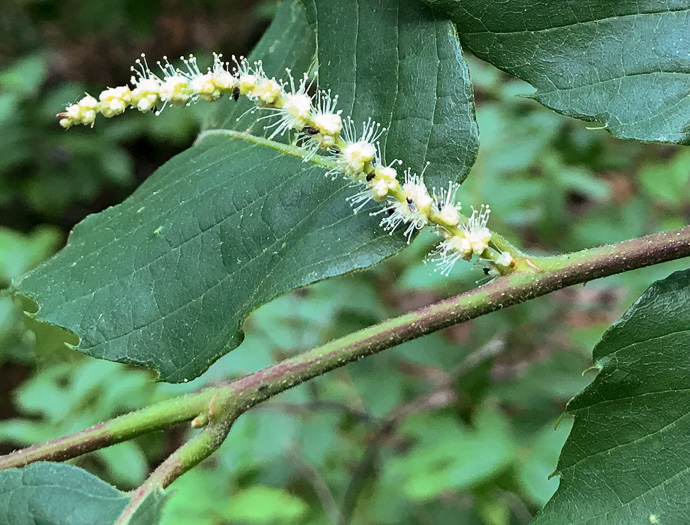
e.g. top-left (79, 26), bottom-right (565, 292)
top-left (297, 89), bottom-right (342, 159)
top-left (129, 54), bottom-right (161, 113)
top-left (432, 182), bottom-right (461, 227)
top-left (232, 59), bottom-right (273, 122)
top-left (155, 56), bottom-right (194, 109)
top-left (347, 146), bottom-right (402, 213)
top-left (323, 117), bottom-right (385, 180)
top-left (430, 235), bottom-right (469, 276)
top-left (180, 54), bottom-right (222, 103)
top-left (232, 55), bottom-right (258, 97)
top-left (428, 204), bottom-right (495, 275)
top-left (209, 53), bottom-right (237, 94)
top-left (57, 94), bottom-right (99, 128)
top-left (258, 69), bottom-right (315, 139)
top-left (56, 52), bottom-right (513, 277)
top-left (375, 166), bottom-right (433, 243)
top-left (248, 62), bottom-right (283, 106)
top-left (99, 86), bottom-right (132, 118)
top-left (464, 205), bottom-right (492, 257)
top-left (496, 251), bottom-right (516, 269)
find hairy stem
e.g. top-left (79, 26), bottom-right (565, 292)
top-left (0, 390), bottom-right (217, 470)
top-left (113, 413), bottom-right (237, 524)
top-left (1, 226), bottom-right (689, 473)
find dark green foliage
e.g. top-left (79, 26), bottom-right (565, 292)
top-left (2, 0), bottom-right (690, 523)
top-left (16, 0), bottom-right (480, 381)
top-left (0, 462), bottom-right (167, 525)
top-left (17, 136), bottom-right (403, 382)
top-left (424, 0), bottom-right (690, 144)
top-left (533, 269), bottom-right (690, 524)
top-left (303, 0), bottom-right (479, 186)
top-left (208, 0), bottom-right (317, 133)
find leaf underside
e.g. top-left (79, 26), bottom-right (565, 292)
top-left (425, 0), bottom-right (690, 144)
top-left (16, 0), bottom-right (479, 382)
top-left (0, 462), bottom-right (166, 525)
top-left (533, 269), bottom-right (690, 524)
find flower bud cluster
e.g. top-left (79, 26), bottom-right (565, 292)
top-left (57, 53), bottom-right (516, 277)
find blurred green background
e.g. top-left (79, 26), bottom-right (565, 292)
top-left (1, 1), bottom-right (689, 524)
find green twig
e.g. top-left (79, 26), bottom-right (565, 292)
top-left (0, 390), bottom-right (217, 470)
top-left (1, 226), bottom-right (689, 475)
top-left (113, 409), bottom-right (237, 524)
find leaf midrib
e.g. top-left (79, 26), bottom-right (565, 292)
top-left (459, 7), bottom-right (689, 36)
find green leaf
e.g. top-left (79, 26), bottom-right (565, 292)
top-left (302, 0), bottom-right (479, 187)
top-left (121, 489), bottom-right (169, 525)
top-left (0, 463), bottom-right (126, 525)
top-left (516, 419), bottom-right (573, 508)
top-left (533, 269), bottom-right (690, 524)
top-left (0, 463), bottom-right (168, 525)
top-left (0, 226), bottom-right (61, 283)
top-left (159, 468), bottom-right (226, 524)
top-left (0, 55), bottom-right (47, 97)
top-left (16, 135), bottom-right (402, 382)
top-left (206, 0), bottom-right (317, 134)
top-left (425, 0), bottom-right (690, 144)
top-left (222, 486), bottom-right (309, 524)
top-left (16, 0), bottom-right (479, 382)
top-left (387, 405), bottom-right (517, 500)
top-left (97, 441), bottom-right (149, 487)
top-left (0, 227), bottom-right (61, 361)
top-left (638, 149), bottom-right (690, 207)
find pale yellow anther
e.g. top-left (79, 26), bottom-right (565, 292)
top-left (343, 141), bottom-right (376, 174)
top-left (130, 78), bottom-right (160, 113)
top-left (238, 74), bottom-right (258, 95)
top-left (58, 94), bottom-right (99, 128)
top-left (159, 75), bottom-right (191, 106)
top-left (211, 68), bottom-right (236, 92)
top-left (190, 73), bottom-right (221, 102)
top-left (63, 105), bottom-right (81, 120)
top-left (468, 228), bottom-right (491, 256)
top-left (405, 183), bottom-right (433, 218)
top-left (464, 205), bottom-right (492, 256)
top-left (313, 113), bottom-right (342, 136)
top-left (496, 251), bottom-right (514, 267)
top-left (437, 205), bottom-right (459, 227)
top-left (446, 234), bottom-right (473, 259)
top-left (283, 93), bottom-right (312, 128)
top-left (253, 78), bottom-right (283, 105)
top-left (371, 165), bottom-right (399, 201)
top-left (76, 95), bottom-right (98, 125)
top-left (99, 86), bottom-right (131, 118)
top-left (78, 95), bottom-right (98, 111)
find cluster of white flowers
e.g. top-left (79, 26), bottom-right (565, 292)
top-left (58, 53), bottom-right (516, 277)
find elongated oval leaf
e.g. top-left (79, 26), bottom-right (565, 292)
top-left (0, 462), bottom-right (165, 525)
top-left (302, 0), bottom-right (479, 186)
top-left (425, 0), bottom-right (690, 144)
top-left (16, 0), bottom-right (479, 381)
top-left (533, 269), bottom-right (690, 524)
top-left (17, 135), bottom-right (401, 382)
